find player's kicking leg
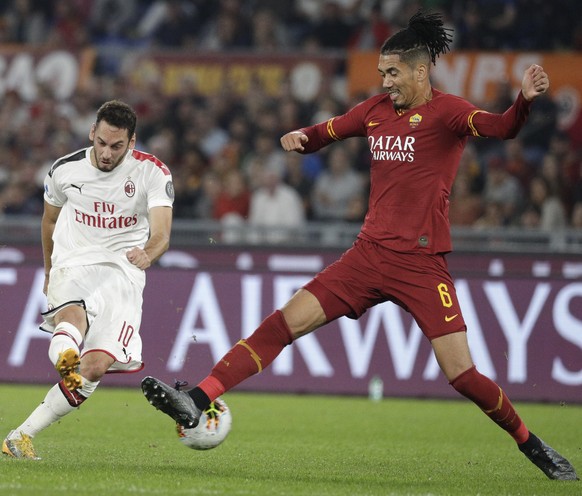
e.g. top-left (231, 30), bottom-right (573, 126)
top-left (2, 431), bottom-right (40, 460)
top-left (519, 431), bottom-right (578, 480)
top-left (55, 348), bottom-right (82, 390)
top-left (141, 376), bottom-right (201, 428)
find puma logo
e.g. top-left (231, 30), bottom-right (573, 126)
top-left (71, 183), bottom-right (84, 194)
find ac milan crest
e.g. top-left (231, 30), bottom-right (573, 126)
top-left (124, 179), bottom-right (136, 197)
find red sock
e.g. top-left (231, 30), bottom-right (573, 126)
top-left (198, 310), bottom-right (293, 400)
top-left (450, 366), bottom-right (529, 444)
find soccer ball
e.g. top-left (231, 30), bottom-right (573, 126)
top-left (176, 398), bottom-right (232, 450)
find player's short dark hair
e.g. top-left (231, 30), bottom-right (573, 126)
top-left (380, 11), bottom-right (453, 67)
top-left (95, 100), bottom-right (137, 139)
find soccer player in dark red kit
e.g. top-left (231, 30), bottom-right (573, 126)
top-left (142, 11), bottom-right (578, 481)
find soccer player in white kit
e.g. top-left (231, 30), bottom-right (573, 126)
top-left (2, 100), bottom-right (174, 459)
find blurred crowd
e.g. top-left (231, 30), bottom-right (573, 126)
top-left (2, 0), bottom-right (582, 52)
top-left (1, 0), bottom-right (582, 240)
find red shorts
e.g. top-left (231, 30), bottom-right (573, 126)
top-left (304, 238), bottom-right (466, 340)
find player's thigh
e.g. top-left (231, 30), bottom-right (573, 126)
top-left (431, 331), bottom-right (474, 381)
top-left (83, 265), bottom-right (144, 368)
top-left (43, 266), bottom-right (97, 333)
top-left (385, 252), bottom-right (467, 340)
top-left (280, 288), bottom-right (328, 338)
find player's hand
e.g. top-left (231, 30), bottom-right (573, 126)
top-left (126, 247), bottom-right (151, 270)
top-left (521, 64), bottom-right (549, 101)
top-left (280, 131), bottom-right (309, 152)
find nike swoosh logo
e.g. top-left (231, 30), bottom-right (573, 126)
top-left (444, 314), bottom-right (459, 322)
top-left (368, 121), bottom-right (380, 127)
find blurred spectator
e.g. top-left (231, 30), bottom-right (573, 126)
top-left (517, 94), bottom-right (558, 162)
top-left (1, 0), bottom-right (49, 44)
top-left (69, 90), bottom-right (101, 143)
top-left (348, 1), bottom-right (393, 50)
top-left (46, 0), bottom-right (90, 49)
top-left (192, 108), bottom-right (230, 160)
top-left (308, 1), bottom-right (356, 49)
top-left (312, 144), bottom-right (365, 222)
top-left (571, 202), bottom-right (582, 228)
top-left (449, 172), bottom-right (484, 226)
top-left (571, 162), bottom-right (582, 209)
top-left (482, 155), bottom-right (523, 225)
top-left (149, 0), bottom-right (198, 48)
top-left (473, 201), bottom-right (505, 229)
top-left (526, 175), bottom-right (567, 231)
top-left (172, 145), bottom-right (208, 219)
top-left (283, 152), bottom-right (314, 219)
top-left (0, 158), bottom-right (44, 215)
top-left (89, 0), bottom-right (137, 41)
top-left (456, 142), bottom-right (485, 195)
top-left (198, 2), bottom-right (251, 50)
top-left (242, 132), bottom-right (287, 188)
top-left (548, 131), bottom-right (581, 189)
top-left (502, 138), bottom-right (534, 189)
top-left (213, 169), bottom-right (251, 221)
top-left (519, 203), bottom-right (541, 229)
top-left (453, 0), bottom-right (518, 50)
top-left (251, 8), bottom-right (289, 51)
top-left (195, 170), bottom-right (222, 220)
top-left (539, 153), bottom-right (566, 201)
top-left (248, 166), bottom-right (305, 244)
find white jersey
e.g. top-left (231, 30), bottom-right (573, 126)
top-left (44, 147), bottom-right (174, 284)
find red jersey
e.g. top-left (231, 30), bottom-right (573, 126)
top-left (299, 89), bottom-right (532, 254)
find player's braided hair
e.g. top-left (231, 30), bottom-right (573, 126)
top-left (380, 11), bottom-right (453, 66)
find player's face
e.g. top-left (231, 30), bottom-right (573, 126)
top-left (378, 54), bottom-right (425, 110)
top-left (89, 121), bottom-right (136, 172)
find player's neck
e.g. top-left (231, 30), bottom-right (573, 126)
top-left (90, 147), bottom-right (97, 168)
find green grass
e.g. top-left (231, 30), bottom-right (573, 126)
top-left (0, 384), bottom-right (580, 496)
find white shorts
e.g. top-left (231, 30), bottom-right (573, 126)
top-left (41, 264), bottom-right (144, 373)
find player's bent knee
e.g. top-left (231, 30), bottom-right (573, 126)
top-left (80, 352), bottom-right (114, 382)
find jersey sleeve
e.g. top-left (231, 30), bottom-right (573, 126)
top-left (442, 91), bottom-right (532, 140)
top-left (145, 160), bottom-right (174, 210)
top-left (469, 91), bottom-right (532, 139)
top-left (43, 163), bottom-right (67, 207)
top-left (298, 100), bottom-right (369, 153)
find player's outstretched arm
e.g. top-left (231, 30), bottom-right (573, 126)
top-left (521, 64), bottom-right (549, 102)
top-left (280, 131), bottom-right (309, 152)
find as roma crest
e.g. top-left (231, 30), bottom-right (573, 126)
top-left (409, 113), bottom-right (422, 128)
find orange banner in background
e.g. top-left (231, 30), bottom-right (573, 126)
top-left (348, 51), bottom-right (582, 132)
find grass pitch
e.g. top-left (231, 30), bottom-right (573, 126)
top-left (0, 383), bottom-right (580, 496)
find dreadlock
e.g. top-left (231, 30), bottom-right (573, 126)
top-left (380, 11), bottom-right (453, 66)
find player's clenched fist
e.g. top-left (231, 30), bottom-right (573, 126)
top-left (126, 247), bottom-right (151, 270)
top-left (521, 64), bottom-right (550, 102)
top-left (280, 131), bottom-right (309, 152)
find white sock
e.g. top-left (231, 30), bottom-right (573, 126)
top-left (11, 377), bottom-right (99, 438)
top-left (12, 384), bottom-right (76, 438)
top-left (48, 322), bottom-right (83, 365)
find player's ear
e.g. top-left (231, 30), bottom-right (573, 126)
top-left (417, 63), bottom-right (428, 83)
top-left (129, 133), bottom-right (136, 147)
top-left (89, 123), bottom-right (96, 141)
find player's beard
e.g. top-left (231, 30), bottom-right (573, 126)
top-left (93, 148), bottom-right (127, 172)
